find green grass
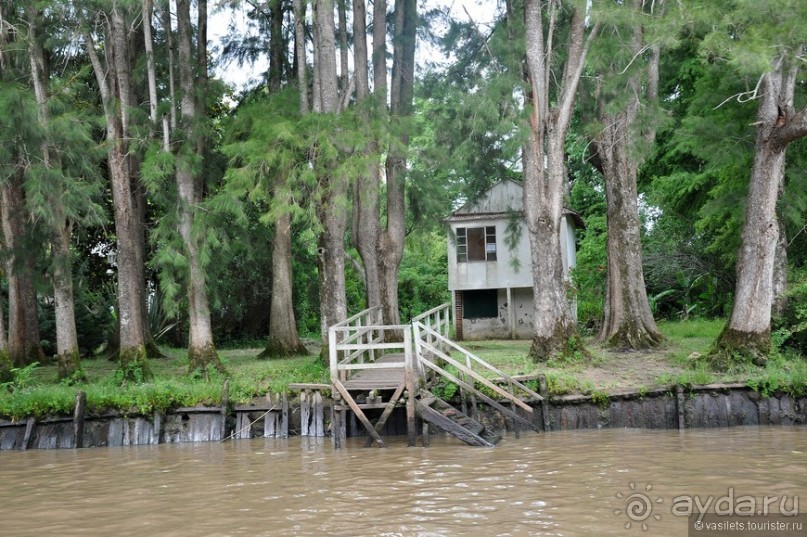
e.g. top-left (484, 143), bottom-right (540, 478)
top-left (0, 348), bottom-right (327, 421)
top-left (2, 319), bottom-right (805, 420)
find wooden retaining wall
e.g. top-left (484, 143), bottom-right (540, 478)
top-left (473, 383), bottom-right (807, 433)
top-left (1, 383), bottom-right (805, 450)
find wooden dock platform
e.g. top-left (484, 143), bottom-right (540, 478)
top-left (342, 354), bottom-right (406, 391)
top-left (329, 304), bottom-right (542, 448)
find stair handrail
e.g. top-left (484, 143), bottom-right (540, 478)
top-left (328, 306), bottom-right (384, 381)
top-left (413, 322), bottom-right (543, 405)
top-left (411, 302), bottom-right (451, 356)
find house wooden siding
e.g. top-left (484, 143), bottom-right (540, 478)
top-left (447, 179), bottom-right (579, 340)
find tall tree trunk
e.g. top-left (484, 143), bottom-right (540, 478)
top-left (372, 0), bottom-right (386, 95)
top-left (86, 6), bottom-right (151, 380)
top-left (176, 0), bottom-right (223, 375)
top-left (0, 3), bottom-right (11, 379)
top-left (378, 0), bottom-right (415, 332)
top-left (595, 2), bottom-right (663, 350)
top-left (137, 0), bottom-right (168, 360)
top-left (712, 59), bottom-right (807, 365)
top-left (771, 181), bottom-right (788, 318)
top-left (293, 0), bottom-right (308, 112)
top-left (351, 0), bottom-right (382, 310)
top-left (337, 0), bottom-right (349, 95)
top-left (259, 0), bottom-right (308, 359)
top-left (313, 0), bottom-right (348, 350)
top-left (261, 210), bottom-right (308, 358)
top-left (311, 1), bottom-right (322, 112)
top-left (1, 177), bottom-right (44, 368)
top-left (269, 0), bottom-right (284, 92)
top-left (50, 215), bottom-right (81, 377)
top-left (143, 0), bottom-right (158, 127)
top-left (161, 1), bottom-right (177, 131)
top-left (0, 293), bottom-right (8, 382)
top-left (0, 4), bottom-right (44, 369)
top-left (28, 7), bottom-right (82, 377)
top-left (595, 110), bottom-right (663, 349)
top-left (523, 0), bottom-right (598, 361)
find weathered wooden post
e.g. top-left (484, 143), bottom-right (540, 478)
top-left (539, 375), bottom-right (550, 432)
top-left (312, 390), bottom-right (324, 436)
top-left (281, 391), bottom-right (289, 438)
top-left (22, 417), bottom-right (36, 450)
top-left (300, 389), bottom-right (311, 436)
top-left (333, 391), bottom-right (343, 449)
top-left (509, 384), bottom-right (520, 440)
top-left (676, 385), bottom-right (686, 430)
top-left (263, 393), bottom-right (276, 437)
top-left (73, 391), bottom-right (87, 448)
top-left (404, 326), bottom-right (417, 447)
top-left (219, 380), bottom-right (230, 441)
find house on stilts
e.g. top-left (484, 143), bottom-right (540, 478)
top-left (446, 178), bottom-right (583, 340)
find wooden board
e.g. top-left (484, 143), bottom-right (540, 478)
top-left (415, 397), bottom-right (494, 448)
top-left (341, 354), bottom-right (406, 391)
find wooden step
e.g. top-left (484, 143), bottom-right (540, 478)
top-left (415, 390), bottom-right (497, 447)
top-left (482, 431), bottom-right (503, 445)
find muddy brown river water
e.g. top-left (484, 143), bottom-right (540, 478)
top-left (0, 426), bottom-right (805, 536)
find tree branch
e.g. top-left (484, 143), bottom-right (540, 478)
top-left (770, 107), bottom-right (807, 149)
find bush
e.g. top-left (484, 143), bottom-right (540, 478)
top-left (773, 268), bottom-right (807, 355)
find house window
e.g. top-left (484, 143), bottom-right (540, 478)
top-left (456, 226), bottom-right (497, 262)
top-left (463, 289), bottom-right (498, 319)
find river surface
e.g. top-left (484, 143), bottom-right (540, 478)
top-left (0, 426), bottom-right (805, 536)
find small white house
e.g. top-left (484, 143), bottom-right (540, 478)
top-left (447, 179), bottom-right (581, 340)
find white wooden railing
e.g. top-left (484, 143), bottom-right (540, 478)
top-left (413, 322), bottom-right (542, 407)
top-left (329, 306), bottom-right (414, 382)
top-left (411, 302), bottom-right (451, 363)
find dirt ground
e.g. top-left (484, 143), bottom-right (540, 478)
top-left (572, 348), bottom-right (687, 391)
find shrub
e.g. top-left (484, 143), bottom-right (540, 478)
top-left (773, 268), bottom-right (807, 355)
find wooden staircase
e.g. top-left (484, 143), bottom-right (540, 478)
top-left (329, 304), bottom-right (543, 448)
top-left (415, 390), bottom-right (502, 447)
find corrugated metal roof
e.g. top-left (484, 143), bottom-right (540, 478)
top-left (449, 179), bottom-right (585, 228)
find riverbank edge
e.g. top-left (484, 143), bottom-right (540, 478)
top-left (1, 383), bottom-right (805, 450)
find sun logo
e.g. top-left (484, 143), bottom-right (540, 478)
top-left (614, 482), bottom-right (664, 531)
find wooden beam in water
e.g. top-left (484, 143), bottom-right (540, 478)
top-left (281, 392), bottom-right (289, 438)
top-left (404, 329), bottom-right (417, 447)
top-left (22, 417), bottom-right (36, 450)
top-left (73, 391), bottom-right (87, 449)
top-left (332, 379), bottom-right (385, 447)
top-left (219, 380), bottom-right (230, 441)
top-left (363, 381), bottom-right (406, 447)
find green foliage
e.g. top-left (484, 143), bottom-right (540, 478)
top-left (0, 351), bottom-right (11, 384)
top-left (567, 130), bottom-right (607, 332)
top-left (773, 268), bottom-right (807, 355)
top-left (546, 335), bottom-right (590, 368)
top-left (397, 230), bottom-right (450, 321)
top-left (0, 362), bottom-right (41, 393)
top-left (429, 374), bottom-right (460, 401)
top-left (544, 372), bottom-right (594, 397)
top-left (413, 5), bottom-right (526, 212)
top-left (590, 390), bottom-right (611, 409)
top-left (571, 213), bottom-right (607, 332)
top-left (745, 354), bottom-right (807, 399)
top-left (115, 348), bottom-right (153, 384)
top-left (504, 209), bottom-right (523, 272)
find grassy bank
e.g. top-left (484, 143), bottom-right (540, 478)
top-left (0, 347), bottom-right (328, 421)
top-left (464, 319), bottom-right (807, 398)
top-left (2, 320), bottom-right (805, 421)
